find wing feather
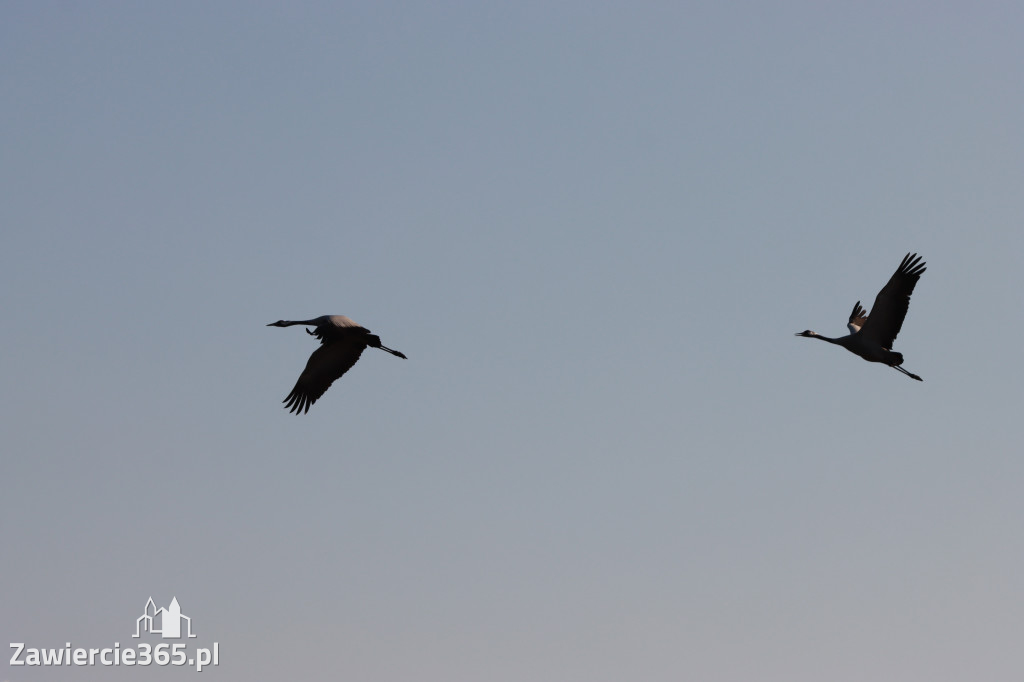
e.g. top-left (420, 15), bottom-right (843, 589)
top-left (847, 301), bottom-right (868, 334)
top-left (858, 253), bottom-right (926, 348)
top-left (283, 340), bottom-right (366, 414)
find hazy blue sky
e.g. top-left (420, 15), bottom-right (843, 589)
top-left (2, 2), bottom-right (1023, 680)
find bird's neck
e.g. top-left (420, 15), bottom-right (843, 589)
top-left (811, 333), bottom-right (844, 345)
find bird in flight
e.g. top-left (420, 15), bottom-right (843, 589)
top-left (796, 253), bottom-right (926, 381)
top-left (268, 315), bottom-right (406, 413)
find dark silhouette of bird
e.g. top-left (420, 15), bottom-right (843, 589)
top-left (796, 253), bottom-right (926, 381)
top-left (268, 315), bottom-right (406, 413)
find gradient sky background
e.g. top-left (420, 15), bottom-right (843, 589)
top-left (2, 2), bottom-right (1023, 681)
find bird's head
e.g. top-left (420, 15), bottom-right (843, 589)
top-left (267, 320), bottom-right (287, 327)
top-left (794, 330), bottom-right (817, 338)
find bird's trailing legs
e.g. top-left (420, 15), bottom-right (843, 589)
top-left (377, 345), bottom-right (407, 359)
top-left (892, 365), bottom-right (923, 381)
top-left (365, 333), bottom-right (407, 359)
top-left (301, 327), bottom-right (406, 359)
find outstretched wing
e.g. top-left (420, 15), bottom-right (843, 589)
top-left (858, 253), bottom-right (926, 348)
top-left (847, 301), bottom-right (868, 334)
top-left (283, 339), bottom-right (366, 414)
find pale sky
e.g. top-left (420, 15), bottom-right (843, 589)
top-left (2, 2), bottom-right (1023, 681)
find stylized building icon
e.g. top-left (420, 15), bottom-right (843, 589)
top-left (133, 597), bottom-right (196, 639)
